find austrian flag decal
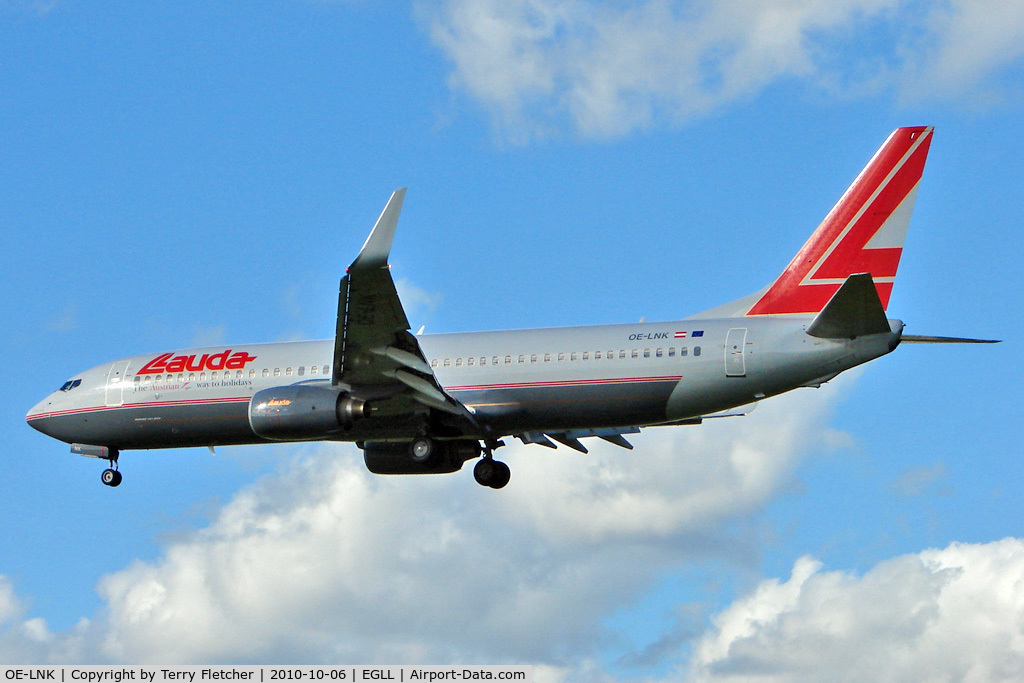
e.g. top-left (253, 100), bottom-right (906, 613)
top-left (138, 349), bottom-right (258, 375)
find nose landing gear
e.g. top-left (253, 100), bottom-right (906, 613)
top-left (101, 467), bottom-right (122, 487)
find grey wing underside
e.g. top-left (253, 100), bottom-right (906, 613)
top-left (331, 189), bottom-right (475, 422)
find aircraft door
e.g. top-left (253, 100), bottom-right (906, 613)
top-left (105, 361), bottom-right (131, 407)
top-left (725, 328), bottom-right (747, 377)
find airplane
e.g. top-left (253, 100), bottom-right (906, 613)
top-left (26, 126), bottom-right (997, 489)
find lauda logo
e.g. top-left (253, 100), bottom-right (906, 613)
top-left (138, 350), bottom-right (258, 375)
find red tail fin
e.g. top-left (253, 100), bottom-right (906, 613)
top-left (745, 126), bottom-right (933, 316)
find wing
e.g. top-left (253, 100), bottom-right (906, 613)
top-left (332, 189), bottom-right (475, 421)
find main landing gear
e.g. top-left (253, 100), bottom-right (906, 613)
top-left (474, 440), bottom-right (510, 489)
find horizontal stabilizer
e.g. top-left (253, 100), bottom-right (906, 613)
top-left (901, 335), bottom-right (1000, 344)
top-left (806, 273), bottom-right (890, 340)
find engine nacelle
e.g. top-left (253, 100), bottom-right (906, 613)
top-left (249, 385), bottom-right (367, 441)
top-left (363, 440), bottom-right (481, 475)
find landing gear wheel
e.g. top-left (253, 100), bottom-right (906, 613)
top-left (410, 437), bottom-right (435, 463)
top-left (101, 468), bottom-right (122, 487)
top-left (489, 460), bottom-right (510, 489)
top-left (474, 458), bottom-right (510, 489)
top-left (474, 457), bottom-right (495, 485)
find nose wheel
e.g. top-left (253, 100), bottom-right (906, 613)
top-left (101, 467), bottom-right (122, 487)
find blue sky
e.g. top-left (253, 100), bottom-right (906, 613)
top-left (1, 0), bottom-right (1022, 678)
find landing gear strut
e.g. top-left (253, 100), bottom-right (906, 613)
top-left (474, 439), bottom-right (510, 489)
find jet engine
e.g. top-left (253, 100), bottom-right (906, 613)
top-left (363, 439), bottom-right (481, 475)
top-left (249, 385), bottom-right (367, 441)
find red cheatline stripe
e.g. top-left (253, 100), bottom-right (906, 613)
top-left (445, 375), bottom-right (683, 392)
top-left (26, 396), bottom-right (251, 421)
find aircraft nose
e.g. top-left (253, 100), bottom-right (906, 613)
top-left (26, 395), bottom-right (60, 438)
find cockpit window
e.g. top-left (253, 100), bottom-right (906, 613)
top-left (59, 379), bottom-right (82, 392)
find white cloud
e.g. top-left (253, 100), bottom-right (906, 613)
top-left (888, 462), bottom-right (948, 497)
top-left (0, 577), bottom-right (92, 663)
top-left (0, 382), bottom-right (845, 665)
top-left (395, 277), bottom-right (442, 325)
top-left (902, 0), bottom-right (1024, 105)
top-left (688, 538), bottom-right (1024, 681)
top-left (0, 576), bottom-right (21, 625)
top-left (425, 0), bottom-right (1024, 140)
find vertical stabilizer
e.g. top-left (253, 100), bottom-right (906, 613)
top-left (744, 126), bottom-right (933, 316)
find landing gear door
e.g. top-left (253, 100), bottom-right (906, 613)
top-left (105, 361), bottom-right (131, 407)
top-left (725, 328), bottom-right (747, 377)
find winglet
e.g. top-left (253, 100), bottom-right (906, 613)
top-left (350, 188), bottom-right (406, 270)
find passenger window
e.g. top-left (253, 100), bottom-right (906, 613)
top-left (274, 368), bottom-right (281, 377)
top-left (643, 349), bottom-right (650, 358)
top-left (530, 354), bottom-right (538, 363)
top-left (145, 375), bottom-right (152, 383)
top-left (443, 359), bottom-right (451, 367)
top-left (285, 367), bottom-right (293, 376)
top-left (595, 351), bottom-right (602, 360)
top-left (631, 350), bottom-right (638, 358)
top-left (249, 370), bottom-right (255, 378)
top-left (456, 358), bottom-right (463, 367)
top-left (681, 347), bottom-right (688, 357)
top-left (200, 373), bottom-right (206, 381)
top-left (211, 372), bottom-right (218, 381)
top-left (558, 353), bottom-right (565, 362)
top-left (323, 365), bottom-right (330, 375)
top-left (569, 352), bottom-right (577, 361)
top-left (236, 371), bottom-right (242, 379)
top-left (298, 366), bottom-right (305, 376)
top-left (619, 350), bottom-right (626, 359)
top-left (544, 353), bottom-right (551, 362)
top-left (133, 376), bottom-right (140, 386)
top-left (656, 349), bottom-right (663, 357)
top-left (695, 346), bottom-right (702, 356)
top-left (467, 357), bottom-right (474, 366)
top-left (179, 374), bottom-right (186, 382)
top-left (668, 348), bottom-right (675, 357)
top-left (504, 355), bottom-right (512, 364)
top-left (155, 375), bottom-right (163, 382)
top-left (493, 356), bottom-right (499, 366)
top-left (262, 369), bottom-right (269, 378)
top-left (480, 357), bottom-right (487, 366)
top-left (518, 354), bottom-right (525, 363)
top-left (583, 352), bottom-right (589, 361)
